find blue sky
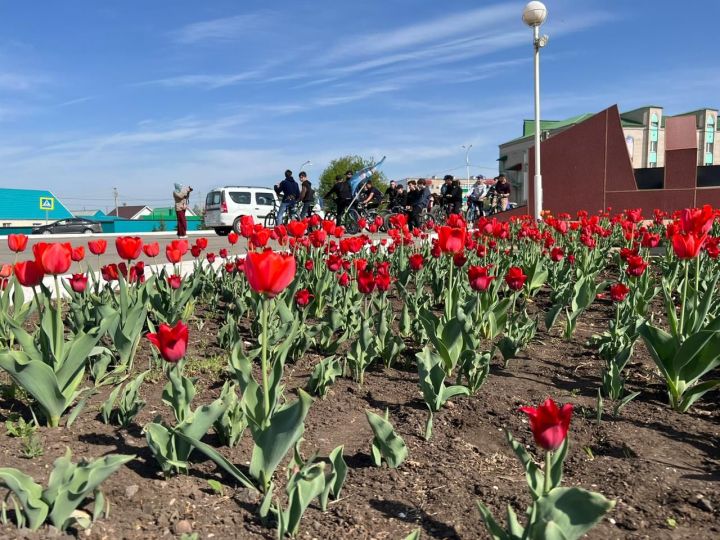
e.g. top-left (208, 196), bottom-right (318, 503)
top-left (0, 0), bottom-right (717, 210)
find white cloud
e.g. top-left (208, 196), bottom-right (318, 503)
top-left (170, 13), bottom-right (271, 44)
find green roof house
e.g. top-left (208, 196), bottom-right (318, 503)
top-left (0, 188), bottom-right (73, 228)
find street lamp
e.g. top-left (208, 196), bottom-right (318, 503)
top-left (523, 1), bottom-right (548, 221)
top-left (299, 160), bottom-right (312, 172)
top-left (461, 144), bottom-right (473, 192)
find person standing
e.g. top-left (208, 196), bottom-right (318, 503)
top-left (324, 173), bottom-right (353, 225)
top-left (173, 183), bottom-right (192, 238)
top-left (274, 170), bottom-right (300, 225)
top-left (298, 171), bottom-right (315, 218)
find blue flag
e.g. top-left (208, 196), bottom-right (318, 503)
top-left (349, 156), bottom-right (386, 195)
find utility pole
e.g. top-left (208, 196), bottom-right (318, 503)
top-left (113, 187), bottom-right (119, 216)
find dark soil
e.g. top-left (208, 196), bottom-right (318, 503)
top-left (1, 295), bottom-right (719, 540)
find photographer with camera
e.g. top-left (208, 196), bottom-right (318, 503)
top-left (173, 183), bottom-right (193, 238)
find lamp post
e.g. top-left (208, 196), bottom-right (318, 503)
top-left (461, 144), bottom-right (473, 192)
top-left (523, 1), bottom-right (548, 221)
top-left (299, 160), bottom-right (312, 173)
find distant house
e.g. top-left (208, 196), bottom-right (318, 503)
top-left (0, 187), bottom-right (73, 228)
top-left (73, 210), bottom-right (107, 219)
top-left (106, 205), bottom-right (152, 220)
top-left (142, 206), bottom-right (197, 220)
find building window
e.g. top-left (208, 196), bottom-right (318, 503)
top-left (650, 140), bottom-right (658, 153)
top-left (705, 117), bottom-right (715, 165)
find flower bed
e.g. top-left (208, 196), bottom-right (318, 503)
top-left (0, 209), bottom-right (719, 539)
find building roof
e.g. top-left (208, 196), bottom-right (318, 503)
top-left (107, 205), bottom-right (149, 219)
top-left (0, 188), bottom-right (73, 221)
top-left (522, 114), bottom-right (595, 137)
top-left (141, 207), bottom-right (197, 220)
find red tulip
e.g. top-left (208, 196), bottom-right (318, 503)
top-left (437, 226), bottom-right (466, 254)
top-left (8, 234), bottom-right (28, 253)
top-left (228, 232), bottom-right (239, 245)
top-left (101, 263), bottom-right (120, 282)
top-left (250, 228), bottom-right (271, 248)
top-left (625, 255), bottom-right (648, 277)
top-left (195, 237), bottom-right (208, 250)
top-left (33, 242), bottom-right (72, 275)
top-left (519, 398), bottom-right (573, 451)
top-left (166, 244), bottom-right (183, 264)
top-left (71, 246), bottom-right (85, 262)
top-left (68, 273), bottom-right (88, 293)
top-left (88, 239), bottom-right (107, 255)
top-left (505, 266), bottom-right (527, 291)
top-left (375, 272), bottom-right (391, 292)
top-left (304, 260), bottom-right (314, 271)
top-left (143, 242), bottom-right (160, 258)
top-left (549, 247), bottom-right (564, 262)
top-left (468, 265), bottom-right (495, 292)
top-left (0, 264), bottom-right (11, 279)
top-left (680, 204), bottom-right (714, 236)
top-left (287, 220), bottom-right (308, 237)
top-left (219, 248), bottom-right (228, 258)
top-left (206, 252), bottom-right (216, 264)
top-left (116, 236), bottom-right (143, 261)
top-left (409, 253), bottom-right (424, 271)
top-left (167, 275), bottom-right (182, 289)
top-left (357, 270), bottom-right (376, 294)
top-left (190, 245), bottom-right (202, 258)
top-left (672, 232), bottom-right (705, 260)
top-left (295, 288), bottom-right (313, 308)
top-left (338, 272), bottom-right (350, 287)
top-left (244, 250), bottom-right (296, 298)
top-left (14, 260), bottom-right (44, 287)
top-left (625, 209), bottom-right (643, 223)
top-left (453, 253), bottom-right (467, 267)
top-left (147, 321), bottom-right (189, 363)
top-left (609, 283), bottom-right (630, 302)
top-left (239, 216), bottom-right (255, 238)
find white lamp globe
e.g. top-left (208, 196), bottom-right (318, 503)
top-left (522, 1), bottom-right (548, 27)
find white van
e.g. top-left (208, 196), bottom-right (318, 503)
top-left (204, 186), bottom-right (277, 236)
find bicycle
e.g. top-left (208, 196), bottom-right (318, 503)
top-left (263, 201), bottom-right (302, 228)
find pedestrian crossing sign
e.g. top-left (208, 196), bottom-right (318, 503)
top-left (40, 197), bottom-right (55, 211)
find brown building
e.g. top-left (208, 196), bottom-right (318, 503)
top-left (499, 106), bottom-right (719, 207)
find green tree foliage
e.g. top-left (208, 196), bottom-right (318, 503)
top-left (318, 155), bottom-right (388, 211)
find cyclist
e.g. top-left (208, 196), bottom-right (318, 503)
top-left (495, 174), bottom-right (511, 211)
top-left (274, 169), bottom-right (299, 225)
top-left (324, 173), bottom-right (353, 225)
top-left (448, 179), bottom-right (463, 215)
top-left (468, 178), bottom-right (489, 217)
top-left (385, 180), bottom-right (398, 208)
top-left (362, 180), bottom-right (383, 210)
top-left (298, 171), bottom-right (315, 218)
top-left (440, 175), bottom-right (454, 211)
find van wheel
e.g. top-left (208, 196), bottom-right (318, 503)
top-left (214, 227), bottom-right (231, 236)
top-left (232, 217), bottom-right (244, 234)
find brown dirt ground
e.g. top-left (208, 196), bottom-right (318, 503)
top-left (1, 293), bottom-right (718, 540)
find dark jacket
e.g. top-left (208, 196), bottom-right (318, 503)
top-left (275, 177), bottom-right (300, 202)
top-left (406, 189), bottom-right (421, 208)
top-left (449, 186), bottom-right (463, 203)
top-left (325, 180), bottom-right (352, 202)
top-left (417, 187), bottom-right (431, 209)
top-left (299, 180), bottom-right (314, 203)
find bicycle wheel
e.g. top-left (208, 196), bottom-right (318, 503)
top-left (344, 208), bottom-right (360, 235)
top-left (263, 211), bottom-right (276, 228)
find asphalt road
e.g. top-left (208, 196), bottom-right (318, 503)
top-left (0, 230), bottom-right (248, 267)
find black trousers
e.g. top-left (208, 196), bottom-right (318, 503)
top-left (335, 199), bottom-right (351, 225)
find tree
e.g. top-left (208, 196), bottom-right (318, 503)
top-left (319, 155), bottom-right (388, 211)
